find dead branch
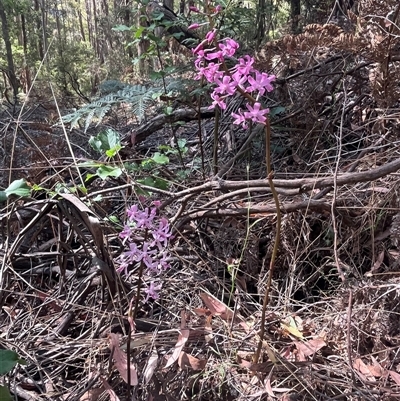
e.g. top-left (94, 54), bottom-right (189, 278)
top-left (123, 107), bottom-right (215, 145)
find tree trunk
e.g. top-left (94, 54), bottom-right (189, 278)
top-left (255, 0), bottom-right (266, 50)
top-left (124, 0), bottom-right (133, 58)
top-left (40, 0), bottom-right (48, 59)
top-left (20, 13), bottom-right (31, 92)
top-left (34, 0), bottom-right (44, 60)
top-left (290, 0), bottom-right (301, 33)
top-left (0, 0), bottom-right (19, 102)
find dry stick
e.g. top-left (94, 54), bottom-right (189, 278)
top-left (213, 107), bottom-right (220, 175)
top-left (346, 289), bottom-right (356, 383)
top-left (216, 124), bottom-right (263, 178)
top-left (254, 120), bottom-right (281, 364)
top-left (197, 77), bottom-right (206, 179)
top-left (160, 155), bottom-right (400, 209)
top-left (383, 3), bottom-right (400, 98)
top-left (331, 83), bottom-right (346, 282)
top-left (171, 125), bottom-right (185, 169)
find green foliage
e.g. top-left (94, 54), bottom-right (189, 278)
top-left (62, 84), bottom-right (157, 130)
top-left (0, 349), bottom-right (26, 401)
top-left (0, 179), bottom-right (31, 202)
top-left (50, 40), bottom-right (100, 95)
top-left (98, 80), bottom-right (129, 96)
top-left (83, 129), bottom-right (124, 181)
top-left (79, 161), bottom-right (123, 181)
top-left (63, 75), bottom-right (199, 131)
top-left (0, 386), bottom-right (12, 401)
top-left (158, 138), bottom-right (188, 156)
top-left (0, 350), bottom-right (26, 375)
top-left (218, 0), bottom-right (257, 43)
top-left (89, 129), bottom-right (123, 158)
top-left (151, 152), bottom-right (169, 165)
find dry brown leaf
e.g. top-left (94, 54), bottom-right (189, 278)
top-left (178, 351), bottom-right (207, 371)
top-left (165, 329), bottom-right (189, 368)
top-left (79, 387), bottom-right (104, 401)
top-left (368, 357), bottom-right (386, 377)
top-left (294, 338), bottom-right (326, 357)
top-left (100, 377), bottom-right (121, 401)
top-left (353, 358), bottom-right (379, 381)
top-left (193, 308), bottom-right (212, 317)
top-left (143, 350), bottom-right (159, 385)
top-left (35, 290), bottom-right (63, 312)
top-left (389, 370), bottom-right (400, 385)
top-left (365, 250), bottom-right (385, 276)
top-left (204, 315), bottom-right (214, 343)
top-left (292, 153), bottom-right (303, 164)
top-left (165, 311), bottom-right (189, 368)
top-left (264, 378), bottom-right (274, 397)
top-left (199, 292), bottom-right (234, 320)
top-left (237, 355), bottom-right (253, 370)
top-left (109, 333), bottom-right (138, 385)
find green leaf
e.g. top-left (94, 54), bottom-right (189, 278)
top-left (150, 71), bottom-right (165, 80)
top-left (137, 177), bottom-right (169, 190)
top-left (0, 350), bottom-right (26, 375)
top-left (96, 165), bottom-right (122, 180)
top-left (0, 179), bottom-right (31, 202)
top-left (0, 386), bottom-right (12, 401)
top-left (89, 129), bottom-right (122, 157)
top-left (269, 106), bottom-right (285, 117)
top-left (152, 152), bottom-right (169, 164)
top-left (177, 138), bottom-right (187, 148)
top-left (133, 26), bottom-right (146, 39)
top-left (31, 184), bottom-right (45, 191)
top-left (85, 173), bottom-right (96, 182)
top-left (112, 24), bottom-right (131, 32)
top-left (78, 161), bottom-right (102, 168)
top-left (5, 179), bottom-right (31, 197)
top-left (88, 136), bottom-right (102, 152)
top-left (105, 144), bottom-right (122, 158)
top-left (106, 215), bottom-right (120, 224)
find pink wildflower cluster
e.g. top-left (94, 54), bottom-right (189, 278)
top-left (192, 29), bottom-right (275, 129)
top-left (115, 202), bottom-right (173, 301)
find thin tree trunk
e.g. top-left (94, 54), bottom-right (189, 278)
top-left (124, 0), bottom-right (133, 58)
top-left (78, 8), bottom-right (86, 42)
top-left (34, 0), bottom-right (44, 60)
top-left (290, 0), bottom-right (301, 33)
top-left (0, 0), bottom-right (19, 102)
top-left (20, 13), bottom-right (31, 91)
top-left (255, 0), bottom-right (266, 50)
top-left (41, 0), bottom-right (48, 59)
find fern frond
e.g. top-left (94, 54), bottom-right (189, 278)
top-left (61, 82), bottom-right (160, 131)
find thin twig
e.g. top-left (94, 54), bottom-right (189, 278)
top-left (331, 83), bottom-right (346, 282)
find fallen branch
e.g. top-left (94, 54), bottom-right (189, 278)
top-left (123, 107), bottom-right (215, 145)
top-left (162, 156), bottom-right (400, 208)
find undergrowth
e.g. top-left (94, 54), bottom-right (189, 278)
top-left (1, 1), bottom-right (400, 400)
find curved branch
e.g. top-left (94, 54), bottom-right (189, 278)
top-left (162, 156), bottom-right (400, 208)
top-left (175, 199), bottom-right (333, 230)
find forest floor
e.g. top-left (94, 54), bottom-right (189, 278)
top-left (1, 17), bottom-right (400, 401)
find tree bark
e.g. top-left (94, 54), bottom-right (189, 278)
top-left (255, 0), bottom-right (266, 50)
top-left (290, 0), bottom-right (301, 33)
top-left (0, 0), bottom-right (19, 102)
